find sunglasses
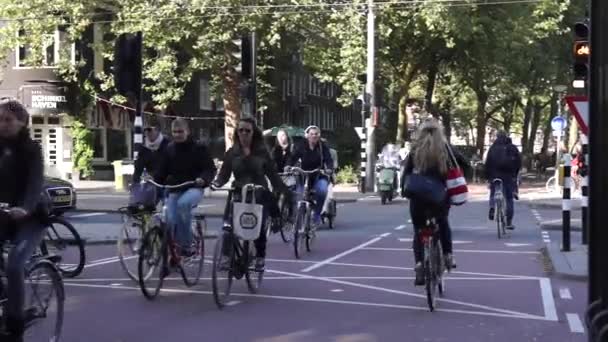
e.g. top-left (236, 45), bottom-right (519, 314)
top-left (238, 128), bottom-right (252, 134)
top-left (172, 129), bottom-right (185, 134)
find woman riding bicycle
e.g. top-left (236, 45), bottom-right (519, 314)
top-left (402, 118), bottom-right (456, 286)
top-left (213, 117), bottom-right (290, 271)
top-left (0, 99), bottom-right (48, 342)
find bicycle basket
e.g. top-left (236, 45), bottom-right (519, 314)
top-left (128, 182), bottom-right (157, 209)
top-left (232, 187), bottom-right (264, 241)
top-left (281, 174), bottom-right (297, 188)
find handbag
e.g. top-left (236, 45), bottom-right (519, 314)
top-left (403, 172), bottom-right (447, 205)
top-left (446, 145), bottom-right (468, 205)
top-left (232, 185), bottom-right (264, 241)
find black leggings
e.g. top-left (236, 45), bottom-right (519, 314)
top-left (409, 200), bottom-right (453, 264)
top-left (0, 220), bottom-right (45, 336)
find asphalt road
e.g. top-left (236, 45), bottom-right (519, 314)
top-left (46, 198), bottom-right (587, 342)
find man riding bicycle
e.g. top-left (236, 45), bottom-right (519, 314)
top-left (0, 99), bottom-right (48, 342)
top-left (485, 131), bottom-right (522, 230)
top-left (288, 125), bottom-right (334, 228)
top-left (153, 118), bottom-right (216, 256)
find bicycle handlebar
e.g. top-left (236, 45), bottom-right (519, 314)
top-left (146, 179), bottom-right (197, 189)
top-left (284, 167), bottom-right (331, 175)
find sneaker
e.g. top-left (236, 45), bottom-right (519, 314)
top-left (219, 256), bottom-right (231, 270)
top-left (414, 263), bottom-right (424, 286)
top-left (513, 192), bottom-right (519, 200)
top-left (255, 257), bottom-right (265, 272)
top-left (488, 208), bottom-right (495, 221)
top-left (506, 222), bottom-right (515, 230)
top-left (445, 253), bottom-right (457, 269)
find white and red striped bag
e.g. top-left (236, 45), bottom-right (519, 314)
top-left (446, 146), bottom-right (468, 205)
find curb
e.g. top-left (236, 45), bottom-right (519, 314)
top-left (539, 220), bottom-right (583, 232)
top-left (542, 245), bottom-right (588, 281)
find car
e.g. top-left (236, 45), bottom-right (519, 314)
top-left (43, 177), bottom-right (77, 214)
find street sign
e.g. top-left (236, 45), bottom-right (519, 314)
top-left (565, 95), bottom-right (589, 135)
top-left (551, 116), bottom-right (567, 131)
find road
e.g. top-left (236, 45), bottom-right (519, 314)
top-left (49, 197), bottom-right (586, 341)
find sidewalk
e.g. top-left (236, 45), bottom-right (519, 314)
top-left (544, 237), bottom-right (588, 280)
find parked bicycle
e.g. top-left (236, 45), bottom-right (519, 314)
top-left (285, 167), bottom-right (331, 259)
top-left (417, 213), bottom-right (451, 312)
top-left (39, 213), bottom-right (86, 279)
top-left (211, 184), bottom-right (266, 309)
top-left (491, 179), bottom-right (508, 239)
top-left (0, 203), bottom-right (65, 341)
top-left (137, 180), bottom-right (207, 300)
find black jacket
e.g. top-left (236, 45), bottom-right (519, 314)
top-left (155, 138), bottom-right (216, 192)
top-left (289, 141), bottom-right (333, 171)
top-left (485, 136), bottom-right (522, 180)
top-left (133, 136), bottom-right (170, 183)
top-left (215, 144), bottom-right (288, 194)
top-left (271, 144), bottom-right (293, 172)
top-left (0, 130), bottom-right (44, 214)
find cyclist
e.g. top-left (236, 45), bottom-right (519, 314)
top-left (288, 125), bottom-right (334, 228)
top-left (485, 130), bottom-right (521, 230)
top-left (271, 128), bottom-right (293, 172)
top-left (153, 118), bottom-right (216, 256)
top-left (133, 117), bottom-right (170, 184)
top-left (213, 117), bottom-right (290, 271)
top-left (402, 118), bottom-right (455, 286)
top-left (0, 99), bottom-right (47, 342)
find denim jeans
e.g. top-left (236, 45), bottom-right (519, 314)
top-left (296, 176), bottom-right (329, 223)
top-left (166, 188), bottom-right (204, 248)
top-left (489, 177), bottom-right (515, 222)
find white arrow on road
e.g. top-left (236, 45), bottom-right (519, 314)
top-left (505, 243), bottom-right (533, 247)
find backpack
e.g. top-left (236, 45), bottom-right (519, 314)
top-left (495, 144), bottom-right (518, 173)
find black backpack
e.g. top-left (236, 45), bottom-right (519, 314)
top-left (495, 145), bottom-right (518, 172)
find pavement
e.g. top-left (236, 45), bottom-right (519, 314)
top-left (41, 193), bottom-right (589, 341)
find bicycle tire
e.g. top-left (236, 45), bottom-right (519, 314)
top-left (40, 216), bottom-right (86, 278)
top-left (118, 210), bottom-right (150, 282)
top-left (212, 233), bottom-right (234, 309)
top-left (305, 209), bottom-right (315, 253)
top-left (244, 240), bottom-right (263, 294)
top-left (280, 204), bottom-right (294, 243)
top-left (293, 206), bottom-right (306, 259)
top-left (328, 201), bottom-right (336, 230)
top-left (23, 259), bottom-right (64, 342)
top-left (137, 226), bottom-right (167, 300)
top-left (180, 218), bottom-right (206, 287)
top-left (424, 244), bottom-right (436, 312)
top-left (435, 239), bottom-right (445, 296)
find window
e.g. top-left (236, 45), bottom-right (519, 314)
top-left (287, 73), bottom-right (294, 96)
top-left (308, 75), bottom-right (313, 95)
top-left (299, 76), bottom-right (306, 101)
top-left (292, 73), bottom-right (297, 97)
top-left (90, 129), bottom-right (104, 160)
top-left (16, 30), bottom-right (59, 67)
top-left (199, 78), bottom-right (211, 110)
top-left (106, 129), bottom-right (128, 161)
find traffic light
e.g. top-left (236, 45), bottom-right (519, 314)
top-left (573, 20), bottom-right (590, 88)
top-left (230, 36), bottom-right (252, 80)
top-left (113, 32), bottom-right (142, 97)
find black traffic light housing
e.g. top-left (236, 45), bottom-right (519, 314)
top-left (231, 36), bottom-right (252, 80)
top-left (113, 32), bottom-right (143, 97)
top-left (573, 20), bottom-right (590, 83)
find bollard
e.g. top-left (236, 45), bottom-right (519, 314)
top-left (359, 127), bottom-right (367, 194)
top-left (582, 136), bottom-right (589, 245)
top-left (562, 154), bottom-right (572, 252)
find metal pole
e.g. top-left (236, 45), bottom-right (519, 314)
top-left (251, 31), bottom-right (257, 120)
top-left (364, 0), bottom-right (376, 192)
top-left (562, 154), bottom-right (571, 252)
top-left (133, 31), bottom-right (143, 161)
top-left (554, 94), bottom-right (563, 193)
top-left (581, 134), bottom-right (589, 245)
top-left (588, 0), bottom-right (608, 339)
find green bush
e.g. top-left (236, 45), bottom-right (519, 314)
top-left (336, 165), bottom-right (358, 184)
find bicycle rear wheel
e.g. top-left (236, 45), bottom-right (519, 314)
top-left (496, 204), bottom-right (504, 239)
top-left (305, 212), bottom-right (315, 253)
top-left (435, 240), bottom-right (445, 296)
top-left (293, 206), bottom-right (306, 259)
top-left (424, 242), bottom-right (436, 312)
top-left (23, 260), bottom-right (64, 342)
top-left (137, 226), bottom-right (167, 300)
top-left (118, 210), bottom-right (149, 282)
top-left (244, 241), bottom-right (263, 294)
top-left (280, 204), bottom-right (294, 243)
top-left (212, 233), bottom-right (234, 309)
top-left (40, 216), bottom-right (86, 278)
top-left (180, 218), bottom-right (206, 287)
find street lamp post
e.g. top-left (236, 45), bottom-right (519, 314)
top-left (553, 85), bottom-right (568, 193)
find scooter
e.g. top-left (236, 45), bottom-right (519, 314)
top-left (377, 165), bottom-right (398, 205)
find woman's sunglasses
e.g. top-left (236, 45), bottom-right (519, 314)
top-left (238, 128), bottom-right (252, 134)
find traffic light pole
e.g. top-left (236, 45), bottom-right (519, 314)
top-left (251, 31), bottom-right (257, 123)
top-left (133, 32), bottom-right (143, 161)
top-left (364, 0), bottom-right (377, 193)
top-left (587, 0), bottom-right (608, 340)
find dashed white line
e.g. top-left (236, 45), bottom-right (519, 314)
top-left (69, 212), bottom-right (107, 218)
top-left (560, 288), bottom-right (572, 300)
top-left (361, 247), bottom-right (540, 255)
top-left (539, 278), bottom-right (559, 321)
top-left (394, 225), bottom-right (406, 230)
top-left (566, 313), bottom-right (585, 333)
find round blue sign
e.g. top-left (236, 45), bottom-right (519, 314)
top-left (551, 116), bottom-right (567, 131)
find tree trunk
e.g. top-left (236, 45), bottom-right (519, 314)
top-left (527, 102), bottom-right (542, 154)
top-left (222, 68), bottom-right (241, 150)
top-left (475, 91), bottom-right (488, 155)
top-left (541, 96), bottom-right (556, 153)
top-left (424, 62), bottom-right (438, 115)
top-left (396, 94), bottom-right (408, 144)
top-left (440, 110), bottom-right (452, 142)
top-left (521, 100), bottom-right (533, 154)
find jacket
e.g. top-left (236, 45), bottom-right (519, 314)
top-left (0, 130), bottom-right (45, 214)
top-left (485, 136), bottom-right (522, 180)
top-left (271, 144), bottom-right (293, 172)
top-left (289, 141), bottom-right (334, 171)
top-left (155, 138), bottom-right (216, 192)
top-left (133, 136), bottom-right (170, 183)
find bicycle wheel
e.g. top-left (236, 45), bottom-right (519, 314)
top-left (435, 240), bottom-right (445, 296)
top-left (180, 218), bottom-right (206, 287)
top-left (212, 233), bottom-right (234, 309)
top-left (118, 210), bottom-right (149, 282)
top-left (137, 226), bottom-right (167, 300)
top-left (293, 206), bottom-right (307, 259)
top-left (40, 216), bottom-right (86, 278)
top-left (327, 200), bottom-right (336, 230)
top-left (245, 241), bottom-right (263, 294)
top-left (280, 204), bottom-right (294, 243)
top-left (496, 203), bottom-right (503, 239)
top-left (23, 260), bottom-right (64, 342)
top-left (546, 176), bottom-right (557, 192)
top-left (424, 242), bottom-right (436, 312)
top-left (305, 211), bottom-right (315, 253)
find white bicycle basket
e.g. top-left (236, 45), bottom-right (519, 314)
top-left (281, 174), bottom-right (297, 188)
top-left (232, 186), bottom-right (264, 241)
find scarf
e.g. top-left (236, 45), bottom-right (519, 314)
top-left (145, 134), bottom-right (164, 151)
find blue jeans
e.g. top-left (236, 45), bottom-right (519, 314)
top-left (296, 176), bottom-right (329, 224)
top-left (166, 188), bottom-right (204, 248)
top-left (489, 178), bottom-right (515, 222)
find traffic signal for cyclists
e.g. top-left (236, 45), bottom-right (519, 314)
top-left (573, 20), bottom-right (590, 88)
top-left (113, 32), bottom-right (142, 97)
top-left (230, 36), bottom-right (252, 80)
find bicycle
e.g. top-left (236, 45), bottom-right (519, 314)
top-left (117, 205), bottom-right (155, 282)
top-left (268, 172), bottom-right (298, 243)
top-left (38, 214), bottom-right (86, 278)
top-left (491, 179), bottom-right (508, 239)
top-left (136, 180), bottom-right (207, 300)
top-left (0, 203), bottom-right (65, 341)
top-left (211, 184), bottom-right (266, 309)
top-left (286, 167), bottom-right (330, 259)
top-left (417, 214), bottom-right (450, 312)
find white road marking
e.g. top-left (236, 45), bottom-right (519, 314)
top-left (226, 300), bottom-right (241, 306)
top-left (69, 212), bottom-right (107, 218)
top-left (331, 289), bottom-right (344, 292)
top-left (566, 313), bottom-right (585, 333)
top-left (399, 238), bottom-right (413, 242)
top-left (84, 256), bottom-right (136, 268)
top-left (62, 282), bottom-right (552, 321)
top-left (64, 276), bottom-right (536, 282)
top-left (110, 283), bottom-right (123, 286)
top-left (197, 204), bottom-right (215, 208)
top-left (300, 233), bottom-right (391, 273)
top-left (361, 247), bottom-right (540, 255)
top-left (452, 240), bottom-right (474, 244)
top-left (394, 225), bottom-right (406, 230)
top-left (380, 233), bottom-right (391, 238)
top-left (539, 278), bottom-right (559, 321)
top-left (560, 288), bottom-right (573, 300)
top-left (505, 243), bottom-right (533, 247)
top-left (87, 256), bottom-right (120, 264)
